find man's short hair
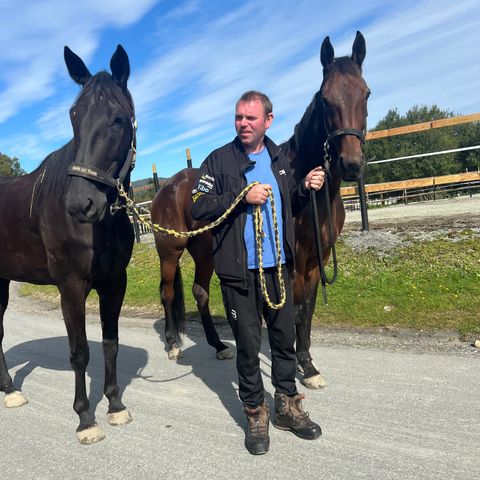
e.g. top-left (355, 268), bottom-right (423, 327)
top-left (237, 91), bottom-right (273, 117)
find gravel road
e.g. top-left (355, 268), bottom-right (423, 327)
top-left (1, 284), bottom-right (479, 480)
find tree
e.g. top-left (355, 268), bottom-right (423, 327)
top-left (0, 152), bottom-right (25, 176)
top-left (364, 105), bottom-right (472, 183)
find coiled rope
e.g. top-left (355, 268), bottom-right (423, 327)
top-left (116, 182), bottom-right (286, 309)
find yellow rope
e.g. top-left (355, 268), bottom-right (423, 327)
top-left (117, 182), bottom-right (286, 309)
top-left (253, 189), bottom-right (287, 310)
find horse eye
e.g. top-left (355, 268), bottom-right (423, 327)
top-left (113, 116), bottom-right (124, 128)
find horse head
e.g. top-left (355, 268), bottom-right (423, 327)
top-left (64, 45), bottom-right (136, 223)
top-left (319, 31), bottom-right (369, 181)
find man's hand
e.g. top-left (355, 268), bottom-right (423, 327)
top-left (304, 166), bottom-right (325, 190)
top-left (245, 183), bottom-right (272, 205)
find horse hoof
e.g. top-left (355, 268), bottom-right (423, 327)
top-left (4, 391), bottom-right (29, 408)
top-left (168, 345), bottom-right (183, 359)
top-left (216, 348), bottom-right (234, 360)
top-left (107, 409), bottom-right (132, 426)
top-left (302, 373), bottom-right (327, 389)
top-left (76, 424), bottom-right (106, 444)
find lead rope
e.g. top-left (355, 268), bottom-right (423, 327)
top-left (253, 190), bottom-right (287, 310)
top-left (312, 139), bottom-right (339, 305)
top-left (116, 182), bottom-right (286, 310)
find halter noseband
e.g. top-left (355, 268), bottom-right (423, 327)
top-left (67, 117), bottom-right (137, 190)
top-left (321, 99), bottom-right (366, 170)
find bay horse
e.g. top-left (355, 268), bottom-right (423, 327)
top-left (151, 32), bottom-right (369, 389)
top-left (0, 45), bottom-right (136, 443)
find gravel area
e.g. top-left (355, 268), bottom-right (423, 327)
top-left (343, 193), bottom-right (480, 255)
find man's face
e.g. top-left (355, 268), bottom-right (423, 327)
top-left (235, 99), bottom-right (273, 153)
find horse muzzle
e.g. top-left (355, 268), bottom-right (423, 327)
top-left (65, 177), bottom-right (109, 223)
top-left (340, 153), bottom-right (365, 181)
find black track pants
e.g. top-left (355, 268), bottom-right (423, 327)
top-left (220, 267), bottom-right (298, 408)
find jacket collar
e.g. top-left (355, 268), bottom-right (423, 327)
top-left (233, 135), bottom-right (282, 164)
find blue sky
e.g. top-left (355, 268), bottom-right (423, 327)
top-left (1, 0), bottom-right (479, 181)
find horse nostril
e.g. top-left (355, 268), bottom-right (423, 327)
top-left (84, 198), bottom-right (94, 215)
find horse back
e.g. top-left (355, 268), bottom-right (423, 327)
top-left (151, 168), bottom-right (207, 250)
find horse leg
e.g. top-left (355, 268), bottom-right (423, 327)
top-left (97, 270), bottom-right (132, 427)
top-left (0, 279), bottom-right (28, 408)
top-left (58, 278), bottom-right (104, 444)
top-left (293, 270), bottom-right (326, 389)
top-left (189, 239), bottom-right (233, 360)
top-left (160, 253), bottom-right (184, 360)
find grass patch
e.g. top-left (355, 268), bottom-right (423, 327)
top-left (19, 232), bottom-right (480, 336)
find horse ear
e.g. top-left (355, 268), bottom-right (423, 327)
top-left (320, 36), bottom-right (334, 69)
top-left (110, 44), bottom-right (130, 89)
top-left (64, 47), bottom-right (92, 86)
top-left (351, 31), bottom-right (366, 68)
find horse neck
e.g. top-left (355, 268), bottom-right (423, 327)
top-left (291, 92), bottom-right (325, 172)
top-left (289, 93), bottom-right (339, 196)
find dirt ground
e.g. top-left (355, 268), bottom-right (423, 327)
top-left (343, 193), bottom-right (480, 255)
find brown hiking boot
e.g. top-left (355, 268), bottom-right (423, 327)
top-left (244, 400), bottom-right (270, 455)
top-left (273, 393), bottom-right (322, 440)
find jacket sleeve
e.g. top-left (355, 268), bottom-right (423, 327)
top-left (288, 169), bottom-right (311, 217)
top-left (190, 155), bottom-right (239, 221)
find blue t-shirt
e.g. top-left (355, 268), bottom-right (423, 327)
top-left (244, 147), bottom-right (285, 269)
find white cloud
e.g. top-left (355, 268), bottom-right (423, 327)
top-left (2, 0), bottom-right (480, 179)
top-left (0, 0), bottom-right (159, 123)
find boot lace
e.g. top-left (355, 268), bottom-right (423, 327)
top-left (246, 405), bottom-right (269, 438)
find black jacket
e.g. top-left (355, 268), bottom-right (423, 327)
top-left (191, 136), bottom-right (309, 288)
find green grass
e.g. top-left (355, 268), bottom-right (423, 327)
top-left (19, 231), bottom-right (480, 336)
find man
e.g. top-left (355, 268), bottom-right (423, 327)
top-left (191, 91), bottom-right (324, 455)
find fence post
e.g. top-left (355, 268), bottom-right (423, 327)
top-left (152, 164), bottom-right (160, 192)
top-left (128, 184), bottom-right (141, 243)
top-left (186, 148), bottom-right (192, 169)
top-left (357, 174), bottom-right (369, 232)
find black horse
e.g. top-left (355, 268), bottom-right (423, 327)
top-left (0, 45), bottom-right (136, 443)
top-left (150, 33), bottom-right (369, 390)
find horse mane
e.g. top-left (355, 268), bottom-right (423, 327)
top-left (35, 71), bottom-right (134, 202)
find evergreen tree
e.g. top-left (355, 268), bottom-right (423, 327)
top-left (0, 152), bottom-right (25, 176)
top-left (364, 105), bottom-right (476, 183)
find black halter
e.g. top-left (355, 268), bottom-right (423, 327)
top-left (67, 117), bottom-right (137, 189)
top-left (321, 98), bottom-right (366, 170)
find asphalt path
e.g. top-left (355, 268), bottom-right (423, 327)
top-left (1, 288), bottom-right (479, 480)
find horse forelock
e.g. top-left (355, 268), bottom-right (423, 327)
top-left (323, 56), bottom-right (362, 76)
top-left (73, 71), bottom-right (135, 117)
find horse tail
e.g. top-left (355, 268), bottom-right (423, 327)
top-left (172, 264), bottom-right (186, 341)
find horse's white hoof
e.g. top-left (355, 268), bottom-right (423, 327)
top-left (4, 391), bottom-right (28, 408)
top-left (76, 424), bottom-right (106, 444)
top-left (107, 409), bottom-right (132, 426)
top-left (216, 348), bottom-right (234, 360)
top-left (168, 345), bottom-right (182, 359)
top-left (302, 373), bottom-right (327, 389)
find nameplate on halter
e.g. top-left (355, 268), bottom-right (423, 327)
top-left (70, 165), bottom-right (98, 177)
